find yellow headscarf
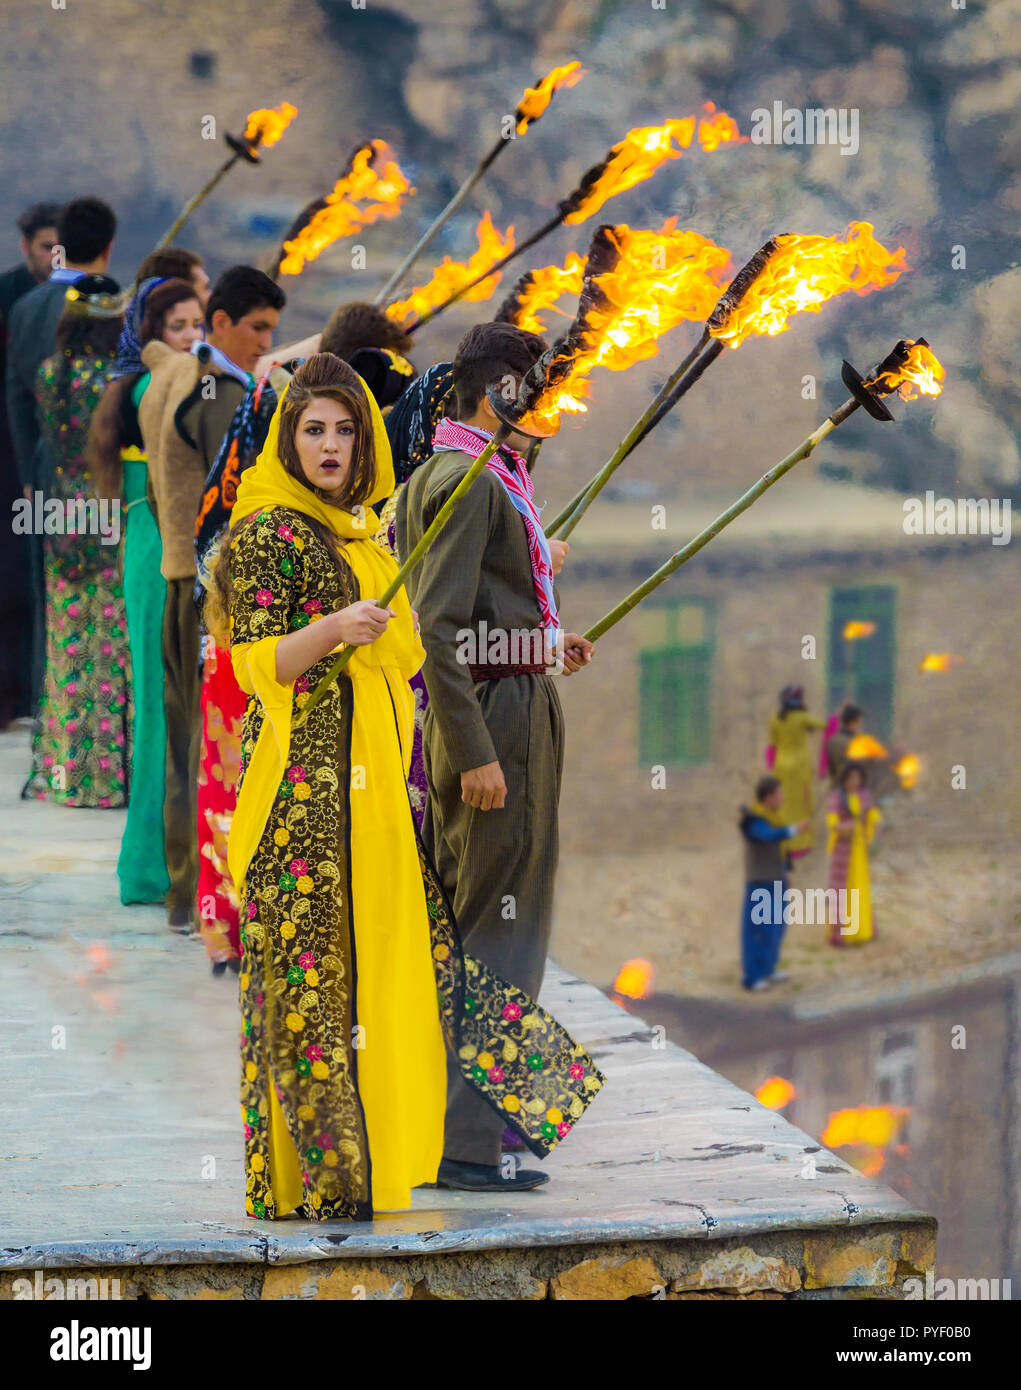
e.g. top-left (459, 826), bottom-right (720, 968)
top-left (231, 371), bottom-right (422, 679)
top-left (227, 372), bottom-right (424, 893)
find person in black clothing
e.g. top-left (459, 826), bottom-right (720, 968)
top-left (0, 202), bottom-right (63, 726)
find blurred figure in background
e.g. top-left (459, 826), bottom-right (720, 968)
top-left (765, 684), bottom-right (825, 860)
top-left (134, 246), bottom-right (210, 310)
top-left (89, 277), bottom-right (206, 904)
top-left (738, 775), bottom-right (808, 991)
top-left (6, 197), bottom-right (117, 714)
top-left (22, 274), bottom-right (131, 807)
top-left (0, 201), bottom-right (62, 727)
top-left (826, 760), bottom-right (881, 948)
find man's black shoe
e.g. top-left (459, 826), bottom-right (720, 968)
top-left (432, 1157), bottom-right (549, 1192)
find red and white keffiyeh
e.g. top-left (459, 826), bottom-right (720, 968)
top-left (431, 418), bottom-right (560, 637)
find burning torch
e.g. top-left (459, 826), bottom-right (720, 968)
top-left (402, 104), bottom-right (744, 333)
top-left (581, 340), bottom-right (945, 645)
top-left (373, 61), bottom-right (585, 305)
top-left (153, 102), bottom-right (297, 251)
top-left (548, 222), bottom-right (908, 539)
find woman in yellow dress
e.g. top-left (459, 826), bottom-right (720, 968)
top-left (825, 761), bottom-right (881, 947)
top-left (766, 685), bottom-right (826, 858)
top-left (206, 353), bottom-right (602, 1221)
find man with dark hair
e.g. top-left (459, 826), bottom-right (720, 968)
top-left (135, 247), bottom-right (210, 309)
top-left (0, 202), bottom-right (63, 725)
top-left (319, 300), bottom-right (413, 362)
top-left (6, 196), bottom-right (117, 710)
top-left (396, 321), bottom-right (594, 1193)
top-left (738, 776), bottom-right (808, 991)
top-left (139, 264), bottom-right (285, 931)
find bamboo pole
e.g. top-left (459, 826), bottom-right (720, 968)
top-left (298, 428), bottom-right (510, 720)
top-left (583, 397), bottom-right (860, 644)
top-left (153, 152), bottom-right (243, 251)
top-left (548, 330), bottom-right (711, 539)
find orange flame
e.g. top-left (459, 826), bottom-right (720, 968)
top-left (919, 652), bottom-right (962, 673)
top-left (562, 105), bottom-right (744, 226)
top-left (698, 100), bottom-right (743, 152)
top-left (843, 620), bottom-right (876, 641)
top-left (518, 220), bottom-right (731, 432)
top-left (822, 1105), bottom-right (908, 1149)
top-left (711, 222), bottom-right (908, 349)
top-left (508, 253), bottom-right (587, 334)
top-left (386, 211), bottom-right (515, 325)
top-left (846, 733), bottom-right (888, 759)
top-left (243, 102), bottom-right (298, 149)
top-left (515, 60), bottom-right (585, 134)
top-left (893, 753), bottom-right (921, 789)
top-left (867, 339), bottom-right (945, 400)
top-left (613, 957), bottom-right (654, 1000)
top-left (755, 1076), bottom-right (796, 1110)
top-left (278, 141), bottom-right (414, 276)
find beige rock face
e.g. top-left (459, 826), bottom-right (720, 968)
top-left (672, 1244), bottom-right (802, 1293)
top-left (803, 1230), bottom-right (900, 1289)
top-left (550, 1253), bottom-right (664, 1300)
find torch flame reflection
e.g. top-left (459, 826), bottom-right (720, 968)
top-left (613, 957), bottom-right (654, 999)
top-left (919, 652), bottom-right (962, 672)
top-left (756, 1076), bottom-right (796, 1109)
top-left (243, 102), bottom-right (298, 149)
top-left (893, 753), bottom-right (921, 788)
top-left (386, 211), bottom-right (515, 325)
top-left (843, 620), bottom-right (876, 641)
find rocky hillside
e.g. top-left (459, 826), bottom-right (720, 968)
top-left (2, 0), bottom-right (1016, 497)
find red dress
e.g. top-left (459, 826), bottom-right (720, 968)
top-left (196, 637), bottom-right (246, 961)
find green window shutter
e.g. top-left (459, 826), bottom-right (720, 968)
top-left (639, 643), bottom-right (713, 766)
top-left (827, 584), bottom-right (898, 742)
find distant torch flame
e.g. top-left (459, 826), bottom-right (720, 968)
top-left (515, 60), bottom-right (585, 134)
top-left (386, 211), bottom-right (515, 326)
top-left (560, 103), bottom-right (744, 227)
top-left (865, 338), bottom-right (945, 400)
top-left (919, 652), bottom-right (962, 673)
top-left (843, 620), bottom-right (876, 641)
top-left (496, 252), bottom-right (587, 334)
top-left (893, 753), bottom-right (921, 789)
top-left (709, 222), bottom-right (907, 350)
top-left (243, 102), bottom-right (298, 149)
top-left (613, 957), bottom-right (654, 1000)
top-left (822, 1105), bottom-right (908, 1151)
top-left (846, 733), bottom-right (888, 759)
top-left (755, 1076), bottom-right (796, 1110)
top-left (516, 220), bottom-right (731, 432)
top-left (279, 141), bottom-right (413, 276)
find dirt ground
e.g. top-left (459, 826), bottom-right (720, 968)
top-left (551, 795), bottom-right (1020, 1010)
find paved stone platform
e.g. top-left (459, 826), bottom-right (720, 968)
top-left (0, 728), bottom-right (935, 1298)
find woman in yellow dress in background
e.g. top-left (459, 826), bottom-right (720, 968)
top-left (766, 684), bottom-right (826, 859)
top-left (206, 353), bottom-right (602, 1221)
top-left (825, 760), bottom-right (881, 947)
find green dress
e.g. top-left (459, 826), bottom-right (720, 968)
top-left (117, 372), bottom-right (170, 903)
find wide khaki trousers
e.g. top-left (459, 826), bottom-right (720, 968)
top-left (423, 673), bottom-right (564, 1166)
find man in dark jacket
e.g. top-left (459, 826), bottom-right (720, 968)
top-left (5, 197), bottom-right (116, 712)
top-left (0, 202), bottom-right (61, 725)
top-left (738, 776), bottom-right (808, 991)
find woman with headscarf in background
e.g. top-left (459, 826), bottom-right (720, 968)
top-left (89, 277), bottom-right (206, 901)
top-left (23, 275), bottom-right (131, 807)
top-left (825, 760), bottom-right (881, 946)
top-left (765, 684), bottom-right (826, 860)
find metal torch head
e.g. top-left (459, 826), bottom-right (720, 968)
top-left (485, 380), bottom-right (561, 439)
top-left (225, 131), bottom-right (263, 164)
top-left (840, 359), bottom-right (895, 421)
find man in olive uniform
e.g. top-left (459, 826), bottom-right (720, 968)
top-left (397, 322), bottom-right (593, 1193)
